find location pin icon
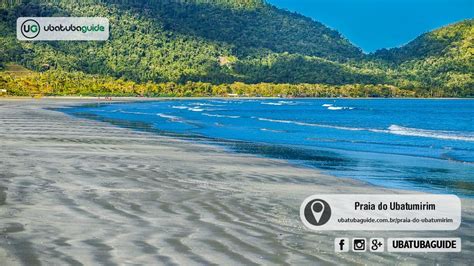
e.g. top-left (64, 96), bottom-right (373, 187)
top-left (311, 200), bottom-right (325, 223)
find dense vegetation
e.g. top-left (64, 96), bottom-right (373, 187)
top-left (372, 20), bottom-right (473, 96)
top-left (0, 0), bottom-right (472, 97)
top-left (0, 69), bottom-right (415, 97)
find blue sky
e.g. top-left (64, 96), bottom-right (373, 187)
top-left (268, 0), bottom-right (473, 52)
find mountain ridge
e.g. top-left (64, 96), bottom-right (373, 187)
top-left (372, 19), bottom-right (473, 63)
top-left (0, 0), bottom-right (472, 97)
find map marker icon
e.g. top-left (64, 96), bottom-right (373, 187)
top-left (301, 197), bottom-right (331, 227)
top-left (311, 200), bottom-right (325, 223)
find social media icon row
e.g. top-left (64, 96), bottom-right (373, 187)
top-left (335, 238), bottom-right (384, 252)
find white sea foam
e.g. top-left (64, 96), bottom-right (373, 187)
top-left (257, 117), bottom-right (474, 142)
top-left (322, 104), bottom-right (333, 107)
top-left (327, 106), bottom-right (354, 110)
top-left (157, 113), bottom-right (183, 123)
top-left (260, 128), bottom-right (286, 133)
top-left (209, 100), bottom-right (230, 104)
top-left (188, 107), bottom-right (204, 112)
top-left (257, 117), bottom-right (369, 131)
top-left (190, 103), bottom-right (222, 107)
top-left (117, 110), bottom-right (151, 115)
top-left (278, 101), bottom-right (297, 105)
top-left (173, 105), bottom-right (215, 112)
top-left (388, 125), bottom-right (474, 142)
top-left (172, 105), bottom-right (188, 109)
top-left (202, 113), bottom-right (240, 119)
top-left (261, 101), bottom-right (297, 106)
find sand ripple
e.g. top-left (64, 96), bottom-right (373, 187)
top-left (0, 99), bottom-right (472, 265)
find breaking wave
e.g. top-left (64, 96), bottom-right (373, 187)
top-left (261, 101), bottom-right (297, 106)
top-left (172, 105), bottom-right (188, 110)
top-left (202, 113), bottom-right (240, 119)
top-left (157, 113), bottom-right (184, 123)
top-left (256, 117), bottom-right (373, 132)
top-left (327, 106), bottom-right (354, 110)
top-left (256, 118), bottom-right (474, 142)
top-left (387, 125), bottom-right (474, 142)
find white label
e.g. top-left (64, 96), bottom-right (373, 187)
top-left (300, 194), bottom-right (461, 231)
top-left (17, 17), bottom-right (109, 41)
top-left (387, 238), bottom-right (461, 252)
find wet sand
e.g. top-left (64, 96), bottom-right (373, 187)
top-left (0, 98), bottom-right (473, 265)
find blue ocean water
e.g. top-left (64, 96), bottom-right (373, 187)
top-left (64, 99), bottom-right (474, 197)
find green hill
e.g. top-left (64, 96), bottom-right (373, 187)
top-left (0, 0), bottom-right (472, 97)
top-left (373, 20), bottom-right (473, 64)
top-left (372, 20), bottom-right (473, 96)
top-left (1, 0), bottom-right (369, 84)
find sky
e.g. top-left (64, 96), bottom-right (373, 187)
top-left (267, 0), bottom-right (473, 53)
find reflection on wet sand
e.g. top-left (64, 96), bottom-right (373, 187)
top-left (0, 99), bottom-right (472, 265)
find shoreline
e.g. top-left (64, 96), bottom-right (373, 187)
top-left (1, 96), bottom-right (473, 100)
top-left (62, 97), bottom-right (474, 198)
top-left (0, 98), bottom-right (472, 264)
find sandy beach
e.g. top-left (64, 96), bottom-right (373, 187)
top-left (0, 98), bottom-right (472, 265)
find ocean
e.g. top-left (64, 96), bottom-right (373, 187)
top-left (63, 99), bottom-right (474, 197)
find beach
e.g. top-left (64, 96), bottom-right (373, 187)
top-left (0, 98), bottom-right (473, 265)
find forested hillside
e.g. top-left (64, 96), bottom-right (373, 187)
top-left (0, 0), bottom-right (472, 97)
top-left (0, 0), bottom-right (368, 83)
top-left (373, 20), bottom-right (473, 96)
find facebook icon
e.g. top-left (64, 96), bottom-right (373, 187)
top-left (335, 238), bottom-right (349, 252)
